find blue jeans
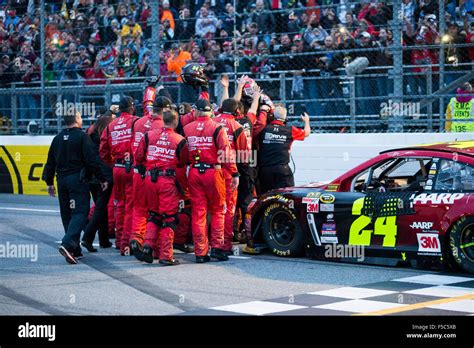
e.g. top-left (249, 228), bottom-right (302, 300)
top-left (18, 95), bottom-right (38, 120)
top-left (0, 94), bottom-right (11, 116)
top-left (305, 78), bottom-right (322, 117)
top-left (355, 76), bottom-right (379, 116)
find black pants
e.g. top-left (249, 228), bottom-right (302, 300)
top-left (57, 172), bottom-right (90, 254)
top-left (82, 182), bottom-right (113, 246)
top-left (258, 164), bottom-right (294, 195)
top-left (237, 164), bottom-right (255, 221)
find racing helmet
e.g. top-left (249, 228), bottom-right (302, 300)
top-left (241, 77), bottom-right (257, 105)
top-left (241, 77), bottom-right (274, 111)
top-left (180, 63), bottom-right (209, 87)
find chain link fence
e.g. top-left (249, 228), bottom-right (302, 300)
top-left (0, 0), bottom-right (473, 135)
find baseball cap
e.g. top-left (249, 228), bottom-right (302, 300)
top-left (154, 96), bottom-right (172, 109)
top-left (195, 99), bottom-right (212, 112)
top-left (119, 96), bottom-right (135, 111)
top-left (361, 31), bottom-right (371, 39)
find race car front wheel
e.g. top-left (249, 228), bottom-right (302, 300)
top-left (448, 217), bottom-right (474, 274)
top-left (262, 204), bottom-right (304, 257)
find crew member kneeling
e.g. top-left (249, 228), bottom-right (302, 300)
top-left (258, 106), bottom-right (310, 194)
top-left (135, 110), bottom-right (188, 265)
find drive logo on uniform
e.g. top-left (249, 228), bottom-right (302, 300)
top-left (188, 136), bottom-right (213, 144)
top-left (18, 322), bottom-right (56, 341)
top-left (417, 233), bottom-right (441, 253)
top-left (410, 222), bottom-right (434, 230)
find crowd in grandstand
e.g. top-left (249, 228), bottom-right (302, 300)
top-left (0, 0), bottom-right (472, 121)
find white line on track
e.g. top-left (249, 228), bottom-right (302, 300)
top-left (0, 207), bottom-right (59, 213)
top-left (229, 255), bottom-right (252, 259)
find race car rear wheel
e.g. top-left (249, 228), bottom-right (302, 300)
top-left (262, 204), bottom-right (304, 257)
top-left (448, 217), bottom-right (474, 274)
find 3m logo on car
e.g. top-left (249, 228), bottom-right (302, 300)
top-left (417, 233), bottom-right (441, 253)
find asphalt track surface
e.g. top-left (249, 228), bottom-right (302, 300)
top-left (0, 194), bottom-right (472, 316)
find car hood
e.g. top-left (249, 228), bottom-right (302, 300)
top-left (263, 182), bottom-right (327, 199)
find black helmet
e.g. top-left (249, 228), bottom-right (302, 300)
top-left (180, 63), bottom-right (208, 87)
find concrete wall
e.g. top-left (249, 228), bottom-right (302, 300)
top-left (1, 133), bottom-right (472, 194)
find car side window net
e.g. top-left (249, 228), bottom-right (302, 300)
top-left (435, 160), bottom-right (474, 192)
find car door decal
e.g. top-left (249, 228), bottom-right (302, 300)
top-left (349, 197), bottom-right (398, 247)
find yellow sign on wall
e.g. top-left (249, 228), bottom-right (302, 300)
top-left (0, 145), bottom-right (51, 195)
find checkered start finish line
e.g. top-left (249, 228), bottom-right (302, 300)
top-left (192, 274), bottom-right (474, 316)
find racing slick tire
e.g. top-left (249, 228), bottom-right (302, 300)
top-left (262, 204), bottom-right (304, 257)
top-left (448, 216), bottom-right (474, 274)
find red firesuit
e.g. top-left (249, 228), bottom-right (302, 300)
top-left (213, 113), bottom-right (249, 252)
top-left (100, 111), bottom-right (138, 253)
top-left (183, 114), bottom-right (238, 257)
top-left (129, 87), bottom-right (162, 248)
top-left (178, 90), bottom-right (210, 130)
top-left (135, 127), bottom-right (188, 261)
top-left (108, 190), bottom-right (116, 236)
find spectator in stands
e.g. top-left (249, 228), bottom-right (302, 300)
top-left (121, 15), bottom-right (142, 39)
top-left (219, 41), bottom-right (234, 73)
top-left (250, 0), bottom-right (275, 46)
top-left (176, 6), bottom-right (195, 41)
top-left (161, 0), bottom-right (175, 33)
top-left (444, 22), bottom-right (468, 85)
top-left (221, 3), bottom-right (236, 35)
top-left (410, 32), bottom-right (438, 97)
top-left (195, 6), bottom-right (218, 38)
top-left (316, 35), bottom-right (345, 116)
top-left (276, 34), bottom-right (292, 54)
top-left (320, 8), bottom-right (340, 30)
top-left (167, 43), bottom-right (191, 82)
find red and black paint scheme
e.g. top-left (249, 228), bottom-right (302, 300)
top-left (245, 141), bottom-right (474, 273)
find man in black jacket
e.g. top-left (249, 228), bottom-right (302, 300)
top-left (42, 109), bottom-right (109, 264)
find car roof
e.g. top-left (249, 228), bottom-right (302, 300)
top-left (380, 140), bottom-right (474, 158)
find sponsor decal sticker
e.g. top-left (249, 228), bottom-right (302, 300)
top-left (410, 222), bottom-right (434, 230)
top-left (412, 193), bottom-right (464, 205)
top-left (321, 236), bottom-right (338, 244)
top-left (320, 203), bottom-right (335, 212)
top-left (319, 193), bottom-right (336, 204)
top-left (302, 198), bottom-right (318, 204)
top-left (322, 223), bottom-right (336, 232)
top-left (306, 192), bottom-right (321, 199)
top-left (327, 213), bottom-right (335, 221)
top-left (429, 170), bottom-right (437, 175)
top-left (417, 233), bottom-right (441, 253)
top-left (326, 184), bottom-right (339, 192)
top-left (306, 202), bottom-right (319, 213)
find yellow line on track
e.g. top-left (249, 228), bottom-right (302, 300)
top-left (354, 293), bottom-right (474, 316)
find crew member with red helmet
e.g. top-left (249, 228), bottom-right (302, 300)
top-left (184, 99), bottom-right (239, 263)
top-left (213, 98), bottom-right (249, 255)
top-left (135, 110), bottom-right (188, 265)
top-left (129, 80), bottom-right (172, 258)
top-left (100, 96), bottom-right (138, 255)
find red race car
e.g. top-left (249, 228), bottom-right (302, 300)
top-left (245, 141), bottom-right (474, 274)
